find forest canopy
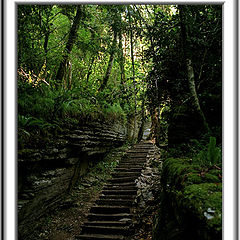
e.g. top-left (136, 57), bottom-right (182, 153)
top-left (18, 4), bottom-right (222, 148)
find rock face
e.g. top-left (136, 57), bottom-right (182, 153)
top-left (18, 122), bottom-right (127, 240)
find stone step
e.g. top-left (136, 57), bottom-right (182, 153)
top-left (104, 182), bottom-right (136, 187)
top-left (108, 176), bottom-right (137, 183)
top-left (133, 147), bottom-right (154, 150)
top-left (118, 161), bottom-right (145, 165)
top-left (122, 156), bottom-right (146, 160)
top-left (102, 189), bottom-right (137, 195)
top-left (133, 142), bottom-right (153, 148)
top-left (134, 146), bottom-right (153, 149)
top-left (120, 157), bottom-right (146, 163)
top-left (77, 141), bottom-right (154, 240)
top-left (81, 225), bottom-right (130, 235)
top-left (90, 206), bottom-right (130, 214)
top-left (84, 221), bottom-right (130, 227)
top-left (120, 164), bottom-right (145, 167)
top-left (117, 164), bottom-right (143, 169)
top-left (125, 155), bottom-right (147, 158)
top-left (88, 213), bottom-right (133, 221)
top-left (115, 167), bottom-right (142, 172)
top-left (127, 150), bottom-right (150, 153)
top-left (112, 171), bottom-right (141, 175)
top-left (118, 162), bottom-right (144, 166)
top-left (103, 185), bottom-right (137, 190)
top-left (76, 233), bottom-right (124, 240)
top-left (111, 172), bottom-right (140, 178)
top-left (96, 199), bottom-right (133, 206)
top-left (99, 195), bottom-right (135, 200)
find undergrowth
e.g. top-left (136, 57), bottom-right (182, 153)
top-left (18, 79), bottom-right (129, 149)
top-left (162, 136), bottom-right (222, 168)
top-left (154, 136), bottom-right (222, 240)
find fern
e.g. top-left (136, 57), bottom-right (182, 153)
top-left (207, 137), bottom-right (221, 166)
top-left (192, 136), bottom-right (221, 167)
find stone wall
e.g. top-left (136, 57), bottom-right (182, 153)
top-left (18, 121), bottom-right (127, 240)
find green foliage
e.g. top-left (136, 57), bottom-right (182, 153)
top-left (103, 103), bottom-right (127, 123)
top-left (18, 4), bottom-right (147, 147)
top-left (18, 78), bottom-right (129, 148)
top-left (144, 5), bottom-right (222, 144)
top-left (192, 137), bottom-right (221, 167)
top-left (17, 4), bottom-right (222, 154)
top-left (207, 137), bottom-right (221, 165)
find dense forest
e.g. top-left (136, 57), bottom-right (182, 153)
top-left (18, 4), bottom-right (222, 240)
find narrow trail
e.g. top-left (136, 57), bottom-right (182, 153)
top-left (77, 141), bottom-right (155, 240)
top-left (142, 120), bottom-right (151, 140)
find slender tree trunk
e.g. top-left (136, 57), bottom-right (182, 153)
top-left (179, 5), bottom-right (210, 134)
top-left (86, 54), bottom-right (97, 83)
top-left (138, 98), bottom-right (146, 142)
top-left (118, 31), bottom-right (125, 84)
top-left (44, 29), bottom-right (50, 55)
top-left (150, 106), bottom-right (158, 141)
top-left (67, 60), bottom-right (72, 89)
top-left (55, 6), bottom-right (82, 87)
top-left (99, 31), bottom-right (117, 91)
top-left (187, 59), bottom-right (210, 132)
top-left (128, 7), bottom-right (137, 138)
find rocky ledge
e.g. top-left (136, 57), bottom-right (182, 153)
top-left (18, 122), bottom-right (127, 240)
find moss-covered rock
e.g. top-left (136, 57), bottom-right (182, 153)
top-left (153, 157), bottom-right (222, 240)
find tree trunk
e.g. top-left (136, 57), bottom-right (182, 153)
top-left (65, 60), bottom-right (72, 90)
top-left (128, 7), bottom-right (137, 139)
top-left (99, 31), bottom-right (117, 91)
top-left (86, 54), bottom-right (97, 83)
top-left (179, 5), bottom-right (210, 134)
top-left (118, 30), bottom-right (125, 84)
top-left (55, 6), bottom-right (82, 87)
top-left (187, 59), bottom-right (210, 132)
top-left (138, 98), bottom-right (146, 142)
top-left (150, 107), bottom-right (158, 141)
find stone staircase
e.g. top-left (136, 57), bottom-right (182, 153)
top-left (76, 141), bottom-right (154, 240)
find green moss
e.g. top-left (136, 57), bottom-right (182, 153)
top-left (184, 173), bottom-right (221, 185)
top-left (183, 183), bottom-right (222, 232)
top-left (160, 156), bottom-right (222, 238)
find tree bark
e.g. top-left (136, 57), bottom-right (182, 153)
top-left (118, 30), bottom-right (125, 84)
top-left (179, 5), bottom-right (210, 134)
top-left (138, 98), bottom-right (146, 142)
top-left (86, 54), bottom-right (97, 83)
top-left (187, 59), bottom-right (210, 132)
top-left (55, 6), bottom-right (82, 87)
top-left (99, 30), bottom-right (117, 91)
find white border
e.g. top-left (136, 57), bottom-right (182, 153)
top-left (5, 0), bottom-right (16, 240)
top-left (223, 1), bottom-right (237, 240)
top-left (5, 0), bottom-right (236, 239)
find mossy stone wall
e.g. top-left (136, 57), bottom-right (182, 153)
top-left (153, 157), bottom-right (222, 240)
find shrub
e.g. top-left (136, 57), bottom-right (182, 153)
top-left (193, 137), bottom-right (221, 167)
